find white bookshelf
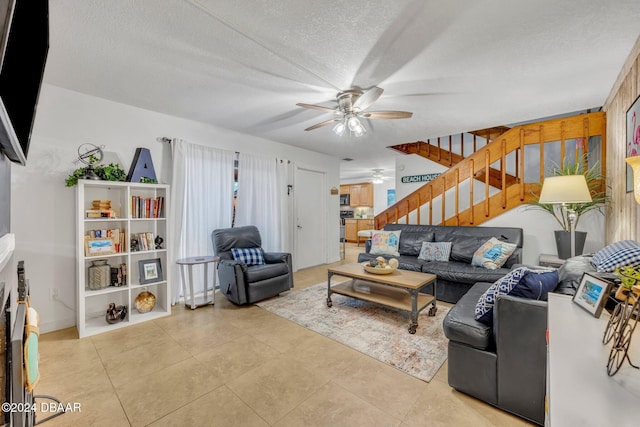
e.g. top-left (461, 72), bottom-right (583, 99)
top-left (76, 180), bottom-right (171, 338)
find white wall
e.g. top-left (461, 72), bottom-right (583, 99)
top-left (11, 84), bottom-right (340, 333)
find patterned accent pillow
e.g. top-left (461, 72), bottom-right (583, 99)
top-left (591, 240), bottom-right (640, 272)
top-left (370, 230), bottom-right (402, 256)
top-left (418, 241), bottom-right (452, 261)
top-left (231, 247), bottom-right (265, 265)
top-left (471, 237), bottom-right (517, 270)
top-left (475, 267), bottom-right (529, 324)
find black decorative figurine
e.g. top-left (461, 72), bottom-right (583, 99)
top-left (155, 235), bottom-right (164, 250)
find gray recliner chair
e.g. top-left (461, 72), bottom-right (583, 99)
top-left (212, 225), bottom-right (293, 305)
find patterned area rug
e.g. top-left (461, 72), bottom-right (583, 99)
top-left (256, 282), bottom-right (449, 382)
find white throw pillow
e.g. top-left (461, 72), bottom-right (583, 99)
top-left (370, 230), bottom-right (402, 256)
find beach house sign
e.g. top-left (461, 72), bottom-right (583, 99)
top-left (400, 173), bottom-right (440, 184)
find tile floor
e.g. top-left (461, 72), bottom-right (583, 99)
top-left (35, 243), bottom-right (533, 426)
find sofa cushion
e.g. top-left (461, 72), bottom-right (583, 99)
top-left (421, 261), bottom-right (511, 284)
top-left (443, 282), bottom-right (494, 350)
top-left (418, 241), bottom-right (452, 261)
top-left (449, 236), bottom-right (490, 264)
top-left (245, 262), bottom-right (289, 282)
top-left (231, 247), bottom-right (265, 265)
top-left (471, 237), bottom-right (517, 270)
top-left (370, 230), bottom-right (402, 256)
top-left (398, 231), bottom-right (434, 256)
top-left (591, 240), bottom-right (640, 272)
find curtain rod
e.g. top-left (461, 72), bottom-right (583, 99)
top-left (156, 137), bottom-right (172, 143)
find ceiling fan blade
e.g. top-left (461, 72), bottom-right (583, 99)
top-left (352, 86), bottom-right (384, 111)
top-left (304, 118), bottom-right (340, 131)
top-left (361, 111), bottom-right (413, 119)
top-left (296, 103), bottom-right (339, 114)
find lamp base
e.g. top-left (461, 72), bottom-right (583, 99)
top-left (554, 230), bottom-right (587, 259)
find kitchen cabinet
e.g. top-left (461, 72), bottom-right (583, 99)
top-left (344, 218), bottom-right (375, 243)
top-left (344, 219), bottom-right (358, 242)
top-left (341, 183), bottom-right (373, 207)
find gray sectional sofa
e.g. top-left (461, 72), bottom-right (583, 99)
top-left (442, 255), bottom-right (607, 425)
top-left (357, 223), bottom-right (524, 303)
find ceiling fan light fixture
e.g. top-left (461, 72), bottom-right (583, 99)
top-left (372, 177), bottom-right (383, 184)
top-left (333, 121), bottom-right (345, 136)
top-left (346, 115), bottom-right (365, 137)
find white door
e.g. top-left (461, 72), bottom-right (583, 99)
top-left (295, 167), bottom-right (326, 270)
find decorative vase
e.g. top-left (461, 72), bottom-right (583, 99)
top-left (554, 231), bottom-right (587, 260)
top-left (88, 259), bottom-right (111, 290)
top-left (135, 291), bottom-right (156, 313)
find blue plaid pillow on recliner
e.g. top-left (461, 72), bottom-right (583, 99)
top-left (231, 247), bottom-right (265, 265)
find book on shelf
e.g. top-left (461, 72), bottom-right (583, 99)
top-left (86, 228), bottom-right (126, 253)
top-left (86, 209), bottom-right (117, 218)
top-left (132, 232), bottom-right (155, 251)
top-left (131, 196), bottom-right (165, 218)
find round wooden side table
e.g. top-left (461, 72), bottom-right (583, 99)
top-left (176, 256), bottom-right (219, 309)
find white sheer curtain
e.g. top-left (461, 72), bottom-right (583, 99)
top-left (169, 139), bottom-right (235, 304)
top-left (234, 153), bottom-right (291, 252)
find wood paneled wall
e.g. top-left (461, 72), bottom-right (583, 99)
top-left (604, 35), bottom-right (640, 243)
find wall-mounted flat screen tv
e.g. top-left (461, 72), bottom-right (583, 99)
top-left (0, 0), bottom-right (49, 166)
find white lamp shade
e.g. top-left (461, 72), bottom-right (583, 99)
top-left (626, 156), bottom-right (640, 204)
top-left (538, 175), bottom-right (592, 204)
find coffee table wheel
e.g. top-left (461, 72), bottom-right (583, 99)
top-left (428, 306), bottom-right (437, 316)
top-left (408, 323), bottom-right (417, 334)
top-left (326, 297), bottom-right (332, 308)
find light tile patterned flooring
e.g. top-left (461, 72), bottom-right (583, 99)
top-left (36, 244), bottom-right (533, 426)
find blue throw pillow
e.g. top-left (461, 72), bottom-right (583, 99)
top-left (231, 247), bottom-right (265, 265)
top-left (510, 269), bottom-right (559, 301)
top-left (475, 267), bottom-right (529, 324)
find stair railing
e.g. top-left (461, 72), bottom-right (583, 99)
top-left (375, 112), bottom-right (606, 229)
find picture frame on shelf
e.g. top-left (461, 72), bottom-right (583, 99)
top-left (85, 237), bottom-right (115, 257)
top-left (572, 273), bottom-right (612, 318)
top-left (138, 258), bottom-right (162, 284)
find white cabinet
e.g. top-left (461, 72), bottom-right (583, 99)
top-left (76, 180), bottom-right (171, 338)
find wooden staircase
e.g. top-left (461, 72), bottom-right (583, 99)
top-left (375, 112), bottom-right (606, 229)
top-left (388, 126), bottom-right (517, 188)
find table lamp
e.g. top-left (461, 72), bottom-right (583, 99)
top-left (626, 156), bottom-right (640, 204)
top-left (538, 174), bottom-right (592, 257)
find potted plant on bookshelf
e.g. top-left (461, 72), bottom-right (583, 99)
top-left (526, 161), bottom-right (608, 259)
top-left (65, 162), bottom-right (127, 187)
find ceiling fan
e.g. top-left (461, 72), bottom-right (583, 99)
top-left (296, 86), bottom-right (413, 137)
top-left (372, 169), bottom-right (393, 184)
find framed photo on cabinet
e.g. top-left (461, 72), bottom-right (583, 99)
top-left (139, 258), bottom-right (163, 284)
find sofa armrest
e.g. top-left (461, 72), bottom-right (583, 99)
top-left (263, 252), bottom-right (294, 289)
top-left (494, 294), bottom-right (547, 424)
top-left (264, 251), bottom-right (290, 264)
top-left (217, 260), bottom-right (249, 304)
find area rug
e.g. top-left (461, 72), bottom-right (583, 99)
top-left (256, 283), bottom-right (449, 382)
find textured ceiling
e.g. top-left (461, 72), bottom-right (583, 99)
top-left (45, 0), bottom-right (640, 179)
